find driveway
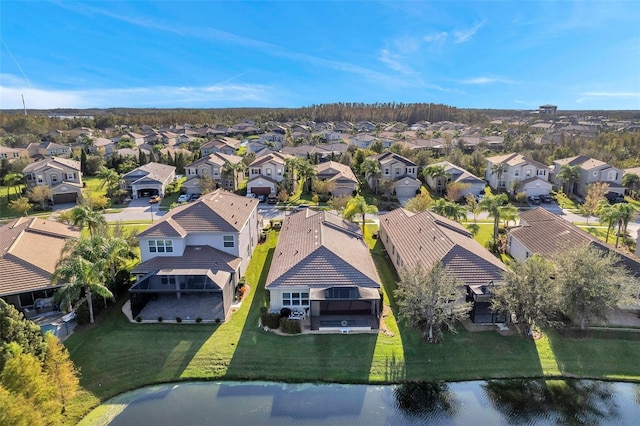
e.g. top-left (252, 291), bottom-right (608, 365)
top-left (104, 197), bottom-right (166, 222)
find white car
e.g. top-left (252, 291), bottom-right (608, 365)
top-left (245, 192), bottom-right (257, 198)
top-left (178, 194), bottom-right (189, 203)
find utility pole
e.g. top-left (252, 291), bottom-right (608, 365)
top-left (21, 94), bottom-right (27, 115)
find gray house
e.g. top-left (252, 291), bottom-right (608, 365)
top-left (121, 162), bottom-right (176, 199)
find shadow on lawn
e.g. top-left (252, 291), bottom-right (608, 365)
top-left (225, 232), bottom-right (379, 383)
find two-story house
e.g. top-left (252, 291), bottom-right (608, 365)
top-left (424, 161), bottom-right (486, 199)
top-left (121, 162), bottom-right (176, 199)
top-left (314, 161), bottom-right (359, 197)
top-left (200, 138), bottom-right (239, 157)
top-left (0, 146), bottom-right (28, 162)
top-left (246, 152), bottom-right (293, 197)
top-left (366, 152), bottom-right (421, 198)
top-left (551, 156), bottom-right (625, 197)
top-left (182, 152), bottom-right (245, 195)
top-left (26, 141), bottom-right (71, 159)
top-left (485, 153), bottom-right (552, 196)
top-left (129, 189), bottom-right (260, 321)
top-left (23, 157), bottom-right (83, 204)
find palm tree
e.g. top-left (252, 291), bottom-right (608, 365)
top-left (222, 160), bottom-right (246, 190)
top-left (423, 165), bottom-right (450, 195)
top-left (295, 159), bottom-right (316, 193)
top-left (359, 159), bottom-right (380, 191)
top-left (612, 202), bottom-right (636, 247)
top-left (556, 164), bottom-right (581, 195)
top-left (70, 205), bottom-right (107, 237)
top-left (622, 173), bottom-right (640, 198)
top-left (490, 163), bottom-right (505, 190)
top-left (53, 238), bottom-right (114, 324)
top-left (478, 193), bottom-right (509, 241)
top-left (343, 195), bottom-right (378, 238)
top-left (597, 202), bottom-right (618, 244)
top-left (429, 199), bottom-right (466, 222)
top-left (499, 204), bottom-right (519, 228)
top-left (3, 173), bottom-right (24, 203)
top-left (96, 167), bottom-right (122, 199)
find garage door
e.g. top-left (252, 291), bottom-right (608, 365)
top-left (137, 189), bottom-right (159, 197)
top-left (53, 192), bottom-right (78, 204)
top-left (250, 187), bottom-right (271, 196)
top-left (395, 185), bottom-right (417, 197)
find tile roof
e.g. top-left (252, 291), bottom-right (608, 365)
top-left (23, 157), bottom-right (80, 173)
top-left (380, 208), bottom-right (506, 286)
top-left (315, 161), bottom-right (358, 183)
top-left (374, 151), bottom-right (417, 167)
top-left (266, 210), bottom-right (381, 289)
top-left (187, 152), bottom-right (243, 168)
top-left (509, 207), bottom-right (640, 276)
top-left (123, 162), bottom-right (176, 184)
top-left (138, 189), bottom-right (258, 238)
top-left (131, 245), bottom-right (240, 277)
top-left (0, 217), bottom-right (80, 296)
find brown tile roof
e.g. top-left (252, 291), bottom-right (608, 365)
top-left (23, 157), bottom-right (80, 173)
top-left (0, 217), bottom-right (80, 296)
top-left (380, 208), bottom-right (506, 286)
top-left (315, 161), bottom-right (358, 183)
top-left (138, 189), bottom-right (258, 238)
top-left (509, 207), bottom-right (640, 276)
top-left (266, 210), bottom-right (381, 289)
top-left (131, 245), bottom-right (240, 276)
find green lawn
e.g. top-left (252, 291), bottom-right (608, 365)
top-left (64, 227), bottom-right (640, 424)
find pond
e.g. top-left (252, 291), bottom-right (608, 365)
top-left (81, 379), bottom-right (640, 425)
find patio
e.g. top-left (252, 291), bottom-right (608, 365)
top-left (134, 293), bottom-right (225, 322)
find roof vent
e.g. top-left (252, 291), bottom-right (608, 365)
top-left (433, 236), bottom-right (436, 241)
top-left (294, 250), bottom-right (298, 255)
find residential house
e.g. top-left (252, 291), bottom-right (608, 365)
top-left (552, 155), bottom-right (624, 197)
top-left (121, 162), bottom-right (176, 199)
top-left (130, 189), bottom-right (261, 321)
top-left (246, 152), bottom-right (292, 197)
top-left (26, 141), bottom-right (71, 159)
top-left (93, 137), bottom-right (116, 156)
top-left (0, 146), bottom-right (28, 162)
top-left (508, 207), bottom-right (640, 276)
top-left (265, 209), bottom-right (381, 330)
top-left (0, 217), bottom-right (79, 314)
top-left (259, 132), bottom-right (285, 145)
top-left (379, 208), bottom-right (508, 323)
top-left (23, 157), bottom-right (83, 204)
top-left (424, 161), bottom-right (486, 199)
top-left (485, 153), bottom-right (552, 196)
top-left (182, 152), bottom-right (245, 194)
top-left (200, 139), bottom-right (239, 157)
top-left (366, 152), bottom-right (421, 198)
top-left (314, 161), bottom-right (358, 197)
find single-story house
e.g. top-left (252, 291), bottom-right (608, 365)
top-left (121, 162), bottom-right (176, 199)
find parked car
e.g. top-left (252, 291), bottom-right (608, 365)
top-left (292, 204), bottom-right (310, 213)
top-left (606, 192), bottom-right (627, 204)
top-left (245, 192), bottom-right (257, 198)
top-left (177, 194), bottom-right (189, 203)
top-left (257, 194), bottom-right (266, 202)
top-left (267, 195), bottom-right (278, 204)
top-left (149, 195), bottom-right (161, 203)
top-left (528, 195), bottom-right (541, 205)
top-left (189, 193), bottom-right (201, 201)
top-left (540, 194), bottom-right (552, 203)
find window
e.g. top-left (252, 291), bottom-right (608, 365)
top-left (223, 235), bottom-right (234, 248)
top-left (66, 173), bottom-right (75, 180)
top-left (51, 175), bottom-right (58, 183)
top-left (384, 168), bottom-right (389, 175)
top-left (282, 292), bottom-right (309, 306)
top-left (395, 167), bottom-right (401, 175)
top-left (607, 171), bottom-right (618, 181)
top-left (213, 168), bottom-right (219, 176)
top-left (537, 169), bottom-right (546, 176)
top-left (266, 168), bottom-right (272, 176)
top-left (514, 170), bottom-right (520, 177)
top-left (37, 175), bottom-right (43, 184)
top-left (277, 168), bottom-right (283, 176)
top-left (525, 169), bottom-right (532, 177)
top-left (251, 168), bottom-right (260, 175)
top-left (148, 240), bottom-right (173, 253)
top-left (0, 153), bottom-right (6, 158)
top-left (160, 276), bottom-right (176, 285)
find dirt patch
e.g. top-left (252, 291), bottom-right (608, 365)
top-left (379, 305), bottom-right (395, 337)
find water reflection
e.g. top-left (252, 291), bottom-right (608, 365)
top-left (483, 379), bottom-right (619, 424)
top-left (394, 381), bottom-right (458, 422)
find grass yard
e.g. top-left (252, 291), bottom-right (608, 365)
top-left (63, 227), bottom-right (640, 424)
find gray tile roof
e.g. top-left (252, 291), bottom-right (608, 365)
top-left (138, 189), bottom-right (258, 238)
top-left (509, 207), bottom-right (640, 276)
top-left (380, 208), bottom-right (506, 286)
top-left (0, 217), bottom-right (80, 296)
top-left (123, 162), bottom-right (176, 184)
top-left (266, 210), bottom-right (381, 289)
top-left (23, 157), bottom-right (80, 173)
top-left (131, 245), bottom-right (240, 276)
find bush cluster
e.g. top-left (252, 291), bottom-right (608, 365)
top-left (279, 318), bottom-right (302, 334)
top-left (261, 312), bottom-right (282, 329)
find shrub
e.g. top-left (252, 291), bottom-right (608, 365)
top-left (280, 307), bottom-right (292, 318)
top-left (279, 318), bottom-right (302, 334)
top-left (176, 316), bottom-right (182, 323)
top-left (515, 192), bottom-right (528, 203)
top-left (261, 312), bottom-right (281, 329)
top-left (135, 316), bottom-right (142, 323)
top-left (196, 317), bottom-right (202, 323)
top-left (157, 316), bottom-right (163, 322)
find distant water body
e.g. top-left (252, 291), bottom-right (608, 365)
top-left (81, 379), bottom-right (640, 425)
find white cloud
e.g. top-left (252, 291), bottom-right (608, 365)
top-left (577, 91), bottom-right (640, 104)
top-left (460, 76), bottom-right (515, 85)
top-left (0, 75), bottom-right (275, 109)
top-left (379, 49), bottom-right (415, 74)
top-left (453, 21), bottom-right (486, 44)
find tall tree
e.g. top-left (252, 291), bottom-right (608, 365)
top-left (423, 165), bottom-right (450, 195)
top-left (3, 173), bottom-right (23, 202)
top-left (28, 186), bottom-right (52, 210)
top-left (429, 199), bottom-right (466, 222)
top-left (295, 158), bottom-right (316, 193)
top-left (556, 164), bottom-right (581, 195)
top-left (394, 262), bottom-right (471, 343)
top-left (490, 163), bottom-right (505, 189)
top-left (96, 166), bottom-right (122, 199)
top-left (554, 243), bottom-right (637, 330)
top-left (359, 158), bottom-right (380, 191)
top-left (464, 193), bottom-right (479, 223)
top-left (622, 173), bottom-right (640, 199)
top-left (328, 194), bottom-right (352, 216)
top-left (491, 255), bottom-right (559, 336)
top-left (597, 202), bottom-right (619, 244)
top-left (9, 197), bottom-right (31, 217)
top-left (405, 187), bottom-right (433, 213)
top-left (70, 205), bottom-right (106, 237)
top-left (343, 195), bottom-right (378, 238)
top-left (612, 202), bottom-right (636, 248)
top-left (42, 334), bottom-right (79, 414)
top-left (478, 193), bottom-right (509, 241)
top-left (581, 182), bottom-right (609, 224)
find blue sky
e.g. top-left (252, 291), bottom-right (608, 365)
top-left (1, 1), bottom-right (639, 111)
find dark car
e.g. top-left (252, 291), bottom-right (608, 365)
top-left (540, 194), bottom-right (552, 203)
top-left (606, 192), bottom-right (627, 204)
top-left (528, 195), bottom-right (541, 205)
top-left (267, 195), bottom-right (277, 204)
top-left (188, 193), bottom-right (201, 201)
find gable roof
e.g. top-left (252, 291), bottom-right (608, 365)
top-left (373, 151), bottom-right (417, 167)
top-left (266, 210), bottom-right (380, 289)
top-left (0, 217), bottom-right (80, 296)
top-left (138, 189), bottom-right (258, 238)
top-left (487, 153), bottom-right (547, 170)
top-left (315, 161), bottom-right (358, 183)
top-left (122, 162), bottom-right (175, 184)
top-left (186, 152), bottom-right (243, 169)
top-left (431, 161), bottom-right (484, 185)
top-left (509, 207), bottom-right (640, 276)
top-left (380, 208), bottom-right (506, 286)
top-left (23, 157), bottom-right (80, 173)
